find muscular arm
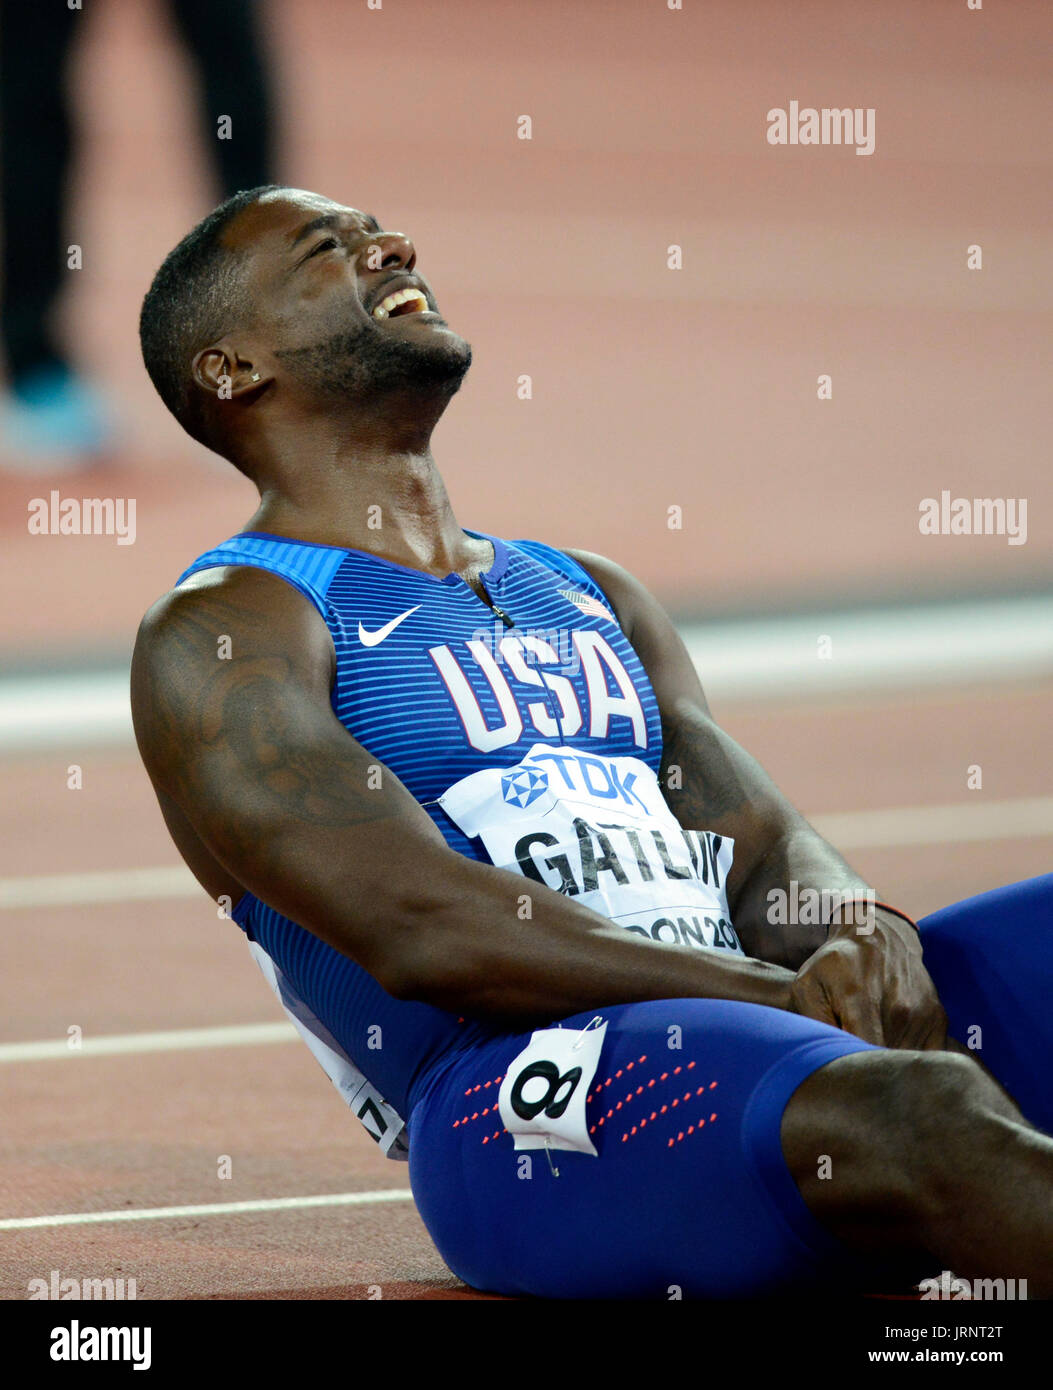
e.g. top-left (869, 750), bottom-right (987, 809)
top-left (566, 548), bottom-right (949, 1050)
top-left (131, 567), bottom-right (794, 1024)
top-left (566, 548), bottom-right (867, 968)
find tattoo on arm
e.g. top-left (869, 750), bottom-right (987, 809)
top-left (659, 704), bottom-right (754, 830)
top-left (135, 586), bottom-right (389, 846)
top-left (199, 656), bottom-right (383, 827)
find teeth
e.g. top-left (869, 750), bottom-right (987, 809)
top-left (372, 287), bottom-right (429, 320)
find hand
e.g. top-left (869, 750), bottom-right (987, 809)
top-left (788, 906), bottom-right (948, 1049)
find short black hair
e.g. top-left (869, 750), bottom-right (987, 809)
top-left (139, 185), bottom-right (281, 450)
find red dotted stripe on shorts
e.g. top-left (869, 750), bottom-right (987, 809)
top-left (587, 1060), bottom-right (712, 1133)
top-left (452, 1075), bottom-right (507, 1135)
top-left (615, 1080), bottom-right (720, 1147)
top-left (590, 1075), bottom-right (719, 1143)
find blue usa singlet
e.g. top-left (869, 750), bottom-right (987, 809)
top-left (175, 527), bottom-right (692, 1158)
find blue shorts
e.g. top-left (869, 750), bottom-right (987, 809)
top-left (918, 873), bottom-right (1053, 1136)
top-left (405, 875), bottom-right (1052, 1299)
top-left (407, 1000), bottom-right (877, 1298)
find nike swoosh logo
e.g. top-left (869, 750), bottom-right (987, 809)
top-left (358, 605), bottom-right (422, 647)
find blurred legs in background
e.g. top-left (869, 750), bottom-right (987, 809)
top-left (0, 0), bottom-right (277, 471)
top-left (164, 0), bottom-right (275, 195)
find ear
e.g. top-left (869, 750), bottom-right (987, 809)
top-left (191, 341), bottom-right (271, 401)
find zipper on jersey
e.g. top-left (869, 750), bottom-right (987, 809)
top-left (471, 585), bottom-right (568, 740)
top-left (467, 568), bottom-right (573, 740)
top-left (499, 602), bottom-right (570, 740)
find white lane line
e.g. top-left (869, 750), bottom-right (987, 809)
top-left (0, 670), bottom-right (134, 753)
top-left (0, 1189), bottom-right (415, 1231)
top-left (683, 594), bottom-right (1053, 702)
top-left (0, 1022), bottom-right (296, 1063)
top-left (4, 594), bottom-right (1052, 750)
top-left (811, 795), bottom-right (1053, 850)
top-left (2, 795), bottom-right (1050, 914)
top-left (0, 865), bottom-right (201, 909)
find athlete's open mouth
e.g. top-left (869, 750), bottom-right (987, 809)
top-left (372, 287), bottom-right (430, 321)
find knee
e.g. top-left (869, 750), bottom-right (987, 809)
top-left (783, 1050), bottom-right (999, 1254)
top-left (782, 1050), bottom-right (985, 1202)
top-left (847, 1051), bottom-right (1000, 1157)
top-left (790, 1047), bottom-right (980, 1134)
top-left (843, 1050), bottom-right (1010, 1222)
top-left (896, 1049), bottom-right (1019, 1139)
top-left (900, 1049), bottom-right (979, 1106)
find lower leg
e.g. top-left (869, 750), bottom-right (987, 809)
top-left (165, 0), bottom-right (276, 194)
top-left (782, 1050), bottom-right (1053, 1294)
top-left (0, 1), bottom-right (78, 377)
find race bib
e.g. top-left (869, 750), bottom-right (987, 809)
top-left (498, 1019), bottom-right (607, 1156)
top-left (439, 743), bottom-right (743, 954)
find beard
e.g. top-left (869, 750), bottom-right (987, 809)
top-left (274, 317), bottom-right (472, 403)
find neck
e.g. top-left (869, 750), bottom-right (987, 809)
top-left (240, 387), bottom-right (473, 573)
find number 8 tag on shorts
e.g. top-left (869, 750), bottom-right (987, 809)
top-left (498, 1019), bottom-right (607, 1157)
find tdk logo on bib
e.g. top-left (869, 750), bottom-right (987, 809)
top-left (501, 766), bottom-right (549, 808)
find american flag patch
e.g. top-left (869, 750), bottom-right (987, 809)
top-left (558, 589), bottom-right (617, 624)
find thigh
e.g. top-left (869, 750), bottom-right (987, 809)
top-left (919, 874), bottom-right (1053, 1135)
top-left (406, 998), bottom-right (879, 1299)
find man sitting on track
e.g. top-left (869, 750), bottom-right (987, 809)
top-left (131, 185), bottom-right (1053, 1299)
